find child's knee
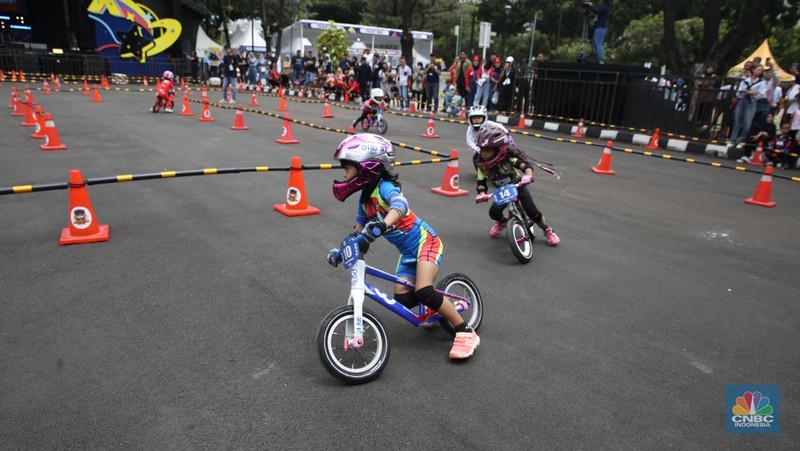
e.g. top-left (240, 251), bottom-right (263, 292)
top-left (413, 285), bottom-right (443, 310)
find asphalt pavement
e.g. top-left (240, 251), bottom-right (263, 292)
top-left (1, 84), bottom-right (798, 449)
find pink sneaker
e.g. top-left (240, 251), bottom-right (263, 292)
top-left (544, 227), bottom-right (560, 246)
top-left (449, 330), bottom-right (480, 359)
top-left (489, 221), bottom-right (505, 238)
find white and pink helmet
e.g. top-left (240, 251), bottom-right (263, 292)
top-left (332, 134), bottom-right (396, 201)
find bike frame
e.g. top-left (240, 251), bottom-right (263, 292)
top-left (339, 236), bottom-right (471, 349)
top-left (365, 109), bottom-right (384, 129)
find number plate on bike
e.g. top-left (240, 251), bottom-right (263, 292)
top-left (341, 236), bottom-right (361, 269)
top-left (493, 184), bottom-right (518, 206)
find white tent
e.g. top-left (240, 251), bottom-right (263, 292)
top-left (228, 19), bottom-right (269, 52)
top-left (196, 25), bottom-right (222, 57)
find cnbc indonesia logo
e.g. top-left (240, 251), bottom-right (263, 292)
top-left (727, 386), bottom-right (779, 434)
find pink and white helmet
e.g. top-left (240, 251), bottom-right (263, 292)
top-left (332, 134), bottom-right (396, 201)
top-left (162, 70), bottom-right (174, 81)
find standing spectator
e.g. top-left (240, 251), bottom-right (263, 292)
top-left (345, 73), bottom-right (360, 102)
top-left (694, 64), bottom-right (717, 125)
top-left (761, 59), bottom-right (778, 114)
top-left (291, 50), bottom-right (304, 86)
top-left (237, 49), bottom-right (248, 85)
top-left (362, 46), bottom-right (373, 62)
top-left (730, 64), bottom-right (767, 145)
top-left (455, 51), bottom-right (470, 98)
top-left (585, 0), bottom-right (611, 64)
top-left (489, 57), bottom-right (503, 110)
top-left (424, 53), bottom-right (444, 112)
top-left (448, 56), bottom-right (459, 86)
top-left (321, 53), bottom-right (334, 74)
top-left (356, 56), bottom-right (373, 104)
top-left (281, 55), bottom-right (292, 88)
top-left (247, 52), bottom-right (258, 89)
top-left (473, 57), bottom-right (494, 108)
top-left (499, 56), bottom-right (515, 112)
top-left (784, 67), bottom-right (800, 141)
top-left (303, 49), bottom-right (317, 87)
top-left (185, 50), bottom-right (198, 83)
top-left (257, 52), bottom-right (269, 87)
top-left (465, 55), bottom-right (481, 107)
top-left (396, 56), bottom-right (412, 110)
top-left (371, 54), bottom-right (382, 89)
top-left (411, 62), bottom-right (425, 107)
top-left (339, 55), bottom-right (351, 72)
top-left (219, 45), bottom-right (238, 103)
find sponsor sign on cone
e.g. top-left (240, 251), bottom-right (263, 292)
top-left (273, 156), bottom-right (320, 217)
top-left (90, 85), bottom-right (104, 102)
top-left (30, 105), bottom-right (46, 139)
top-left (749, 141), bottom-right (765, 166)
top-left (277, 95), bottom-right (288, 112)
top-left (322, 100), bottom-right (334, 118)
top-left (40, 113), bottom-right (68, 150)
top-left (431, 150), bottom-right (469, 197)
top-left (591, 141), bottom-right (616, 175)
top-left (60, 169), bottom-right (109, 245)
top-left (645, 128), bottom-right (661, 150)
top-left (250, 91), bottom-right (259, 106)
top-left (420, 113), bottom-right (440, 138)
top-left (230, 104), bottom-right (249, 130)
top-left (517, 112), bottom-right (527, 129)
top-left (744, 165), bottom-right (777, 208)
top-left (276, 114), bottom-right (300, 144)
top-left (572, 118), bottom-right (586, 138)
top-left (178, 91), bottom-right (194, 116)
top-left (198, 99), bottom-right (215, 122)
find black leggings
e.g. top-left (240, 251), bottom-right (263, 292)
top-left (488, 184), bottom-right (545, 228)
top-left (352, 109), bottom-right (372, 126)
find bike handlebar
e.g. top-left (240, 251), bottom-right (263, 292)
top-left (475, 180), bottom-right (530, 203)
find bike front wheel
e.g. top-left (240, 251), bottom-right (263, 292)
top-left (376, 118), bottom-right (388, 134)
top-left (151, 99), bottom-right (162, 113)
top-left (317, 305), bottom-right (390, 385)
top-left (361, 118), bottom-right (371, 131)
top-left (506, 215), bottom-right (533, 264)
top-left (436, 273), bottom-right (484, 336)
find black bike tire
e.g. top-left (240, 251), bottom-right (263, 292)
top-left (317, 305), bottom-right (390, 385)
top-left (436, 273), bottom-right (484, 336)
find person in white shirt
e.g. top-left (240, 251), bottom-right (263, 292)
top-left (730, 65), bottom-right (768, 145)
top-left (396, 57), bottom-right (412, 110)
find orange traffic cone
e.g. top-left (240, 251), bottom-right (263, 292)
top-left (346, 124), bottom-right (356, 134)
top-left (90, 85), bottom-right (104, 102)
top-left (645, 128), bottom-right (661, 150)
top-left (572, 118), bottom-right (586, 138)
top-left (201, 84), bottom-right (208, 100)
top-left (409, 98), bottom-right (417, 113)
top-left (82, 79), bottom-right (90, 95)
top-left (748, 142), bottom-right (765, 166)
top-left (0, 69), bottom-right (5, 81)
top-left (277, 94), bottom-right (288, 112)
top-left (101, 75), bottom-right (110, 89)
top-left (420, 114), bottom-right (440, 138)
top-left (343, 90), bottom-right (350, 104)
top-left (19, 70), bottom-right (26, 82)
top-left (11, 70), bottom-right (17, 82)
top-left (23, 85), bottom-right (33, 104)
top-left (322, 100), bottom-right (334, 118)
top-left (250, 91), bottom-right (259, 106)
top-left (30, 105), bottom-right (46, 139)
top-left (273, 156), bottom-right (320, 217)
top-left (276, 114), bottom-right (300, 144)
top-left (431, 150), bottom-right (469, 197)
top-left (178, 91), bottom-right (194, 116)
top-left (591, 141), bottom-right (616, 175)
top-left (517, 112), bottom-right (527, 129)
top-left (230, 104), bottom-right (249, 130)
top-left (7, 87), bottom-right (17, 109)
top-left (40, 113), bottom-right (68, 151)
top-left (43, 80), bottom-right (52, 94)
top-left (180, 78), bottom-right (186, 90)
top-left (225, 86), bottom-right (233, 102)
top-left (54, 77), bottom-right (62, 90)
top-left (11, 93), bottom-right (25, 116)
top-left (60, 169), bottom-right (109, 245)
top-left (744, 165), bottom-right (777, 207)
top-left (198, 99), bottom-right (215, 122)
top-left (459, 107), bottom-right (467, 121)
top-left (20, 99), bottom-right (37, 127)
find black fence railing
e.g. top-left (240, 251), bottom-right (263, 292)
top-left (511, 63), bottom-right (741, 141)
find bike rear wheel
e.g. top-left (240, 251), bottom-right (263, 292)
top-left (317, 305), bottom-right (390, 384)
top-left (436, 273), bottom-right (484, 336)
top-left (376, 118), bottom-right (388, 134)
top-left (506, 214), bottom-right (533, 264)
top-left (151, 99), bottom-right (162, 113)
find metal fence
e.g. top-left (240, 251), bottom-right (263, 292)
top-left (511, 64), bottom-right (740, 141)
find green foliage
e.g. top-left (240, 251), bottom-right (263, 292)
top-left (316, 21), bottom-right (350, 59)
top-left (610, 12), bottom-right (702, 67)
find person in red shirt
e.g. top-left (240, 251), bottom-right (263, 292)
top-left (157, 70), bottom-right (176, 112)
top-left (351, 88), bottom-right (387, 128)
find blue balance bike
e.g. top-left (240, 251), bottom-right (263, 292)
top-left (319, 232), bottom-right (483, 384)
top-left (476, 181), bottom-right (536, 264)
top-left (360, 108), bottom-right (388, 134)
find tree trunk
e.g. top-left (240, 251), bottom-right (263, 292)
top-left (400, 0), bottom-right (416, 65)
top-left (260, 0), bottom-right (271, 51)
top-left (662, 0), bottom-right (684, 73)
top-left (274, 0), bottom-right (286, 57)
top-left (706, 0), bottom-right (764, 76)
top-left (220, 0), bottom-right (230, 47)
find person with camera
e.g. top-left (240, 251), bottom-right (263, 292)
top-left (424, 53), bottom-right (444, 113)
top-left (583, 0), bottom-right (611, 64)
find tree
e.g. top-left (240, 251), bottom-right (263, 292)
top-left (663, 0), bottom-right (800, 76)
top-left (610, 12), bottom-right (702, 69)
top-left (307, 0), bottom-right (366, 24)
top-left (316, 21), bottom-right (350, 60)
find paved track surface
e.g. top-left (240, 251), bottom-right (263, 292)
top-left (1, 85), bottom-right (798, 449)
